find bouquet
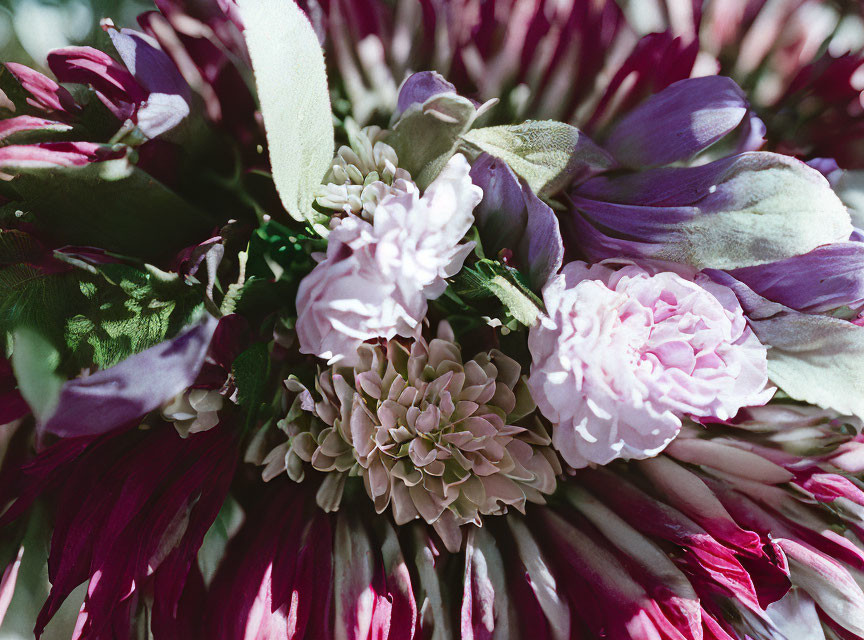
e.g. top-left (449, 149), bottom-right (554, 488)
top-left (2, 0), bottom-right (864, 638)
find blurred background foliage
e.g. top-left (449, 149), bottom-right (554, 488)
top-left (0, 0), bottom-right (151, 68)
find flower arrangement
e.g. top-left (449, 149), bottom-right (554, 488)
top-left (2, 1), bottom-right (864, 638)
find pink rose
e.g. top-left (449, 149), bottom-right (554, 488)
top-left (528, 260), bottom-right (773, 468)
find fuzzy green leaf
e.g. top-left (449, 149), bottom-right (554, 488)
top-left (723, 276), bottom-right (864, 422)
top-left (388, 94), bottom-right (479, 189)
top-left (449, 259), bottom-right (543, 326)
top-left (240, 0), bottom-right (334, 223)
top-left (462, 120), bottom-right (615, 197)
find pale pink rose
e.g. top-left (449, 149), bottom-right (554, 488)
top-left (296, 154), bottom-right (482, 365)
top-left (528, 260), bottom-right (774, 468)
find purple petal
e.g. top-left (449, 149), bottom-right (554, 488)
top-left (720, 242), bottom-right (864, 314)
top-left (40, 316), bottom-right (218, 438)
top-left (109, 28), bottom-right (191, 137)
top-left (470, 154), bottom-right (563, 290)
top-left (395, 71), bottom-right (458, 120)
top-left (604, 76), bottom-right (750, 168)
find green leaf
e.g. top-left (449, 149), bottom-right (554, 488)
top-left (62, 262), bottom-right (205, 370)
top-left (462, 120), bottom-right (614, 197)
top-left (233, 342), bottom-right (271, 426)
top-left (449, 259), bottom-right (543, 326)
top-left (388, 93), bottom-right (480, 189)
top-left (240, 0), bottom-right (334, 223)
top-left (652, 156), bottom-right (853, 270)
top-left (6, 156), bottom-right (213, 262)
top-left (197, 495), bottom-right (244, 585)
top-left (0, 242), bottom-right (204, 372)
top-left (11, 327), bottom-right (63, 421)
top-left (234, 221), bottom-right (323, 320)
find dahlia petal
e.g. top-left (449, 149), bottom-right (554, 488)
top-left (798, 472), bottom-right (864, 507)
top-left (765, 588), bottom-right (826, 640)
top-left (380, 522), bottom-right (418, 639)
top-left (208, 486), bottom-right (332, 640)
top-left (565, 485), bottom-right (702, 640)
top-left (542, 510), bottom-right (684, 640)
top-left (0, 142), bottom-right (118, 171)
top-left (639, 456), bottom-right (764, 556)
top-left (666, 438), bottom-right (794, 485)
top-left (4, 62), bottom-right (80, 115)
top-left (470, 154), bottom-right (563, 291)
top-left (334, 513), bottom-right (390, 640)
top-left (40, 316), bottom-right (217, 438)
top-left (0, 546), bottom-right (22, 628)
top-left (461, 526), bottom-right (512, 640)
top-left (587, 31), bottom-right (698, 133)
top-left (604, 76), bottom-right (750, 168)
top-left (0, 115), bottom-right (72, 142)
top-left (777, 538), bottom-right (864, 638)
top-left (507, 517), bottom-right (571, 639)
top-left (27, 425), bottom-right (234, 637)
top-left (579, 469), bottom-right (764, 612)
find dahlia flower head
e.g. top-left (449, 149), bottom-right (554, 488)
top-left (264, 322), bottom-right (559, 551)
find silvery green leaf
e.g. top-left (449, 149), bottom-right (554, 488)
top-left (462, 121), bottom-right (615, 197)
top-left (240, 0), bottom-right (334, 223)
top-left (576, 153), bottom-right (853, 270)
top-left (449, 259), bottom-right (543, 326)
top-left (714, 272), bottom-right (864, 422)
top-left (832, 169), bottom-right (864, 228)
top-left (387, 93), bottom-right (478, 189)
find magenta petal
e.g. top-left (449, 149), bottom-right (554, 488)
top-left (4, 62), bottom-right (80, 115)
top-left (0, 547), bottom-right (22, 628)
top-left (40, 316), bottom-right (218, 438)
top-left (207, 484), bottom-right (334, 640)
top-left (47, 46), bottom-right (146, 119)
top-left (0, 115), bottom-right (72, 142)
top-left (0, 142), bottom-right (119, 171)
